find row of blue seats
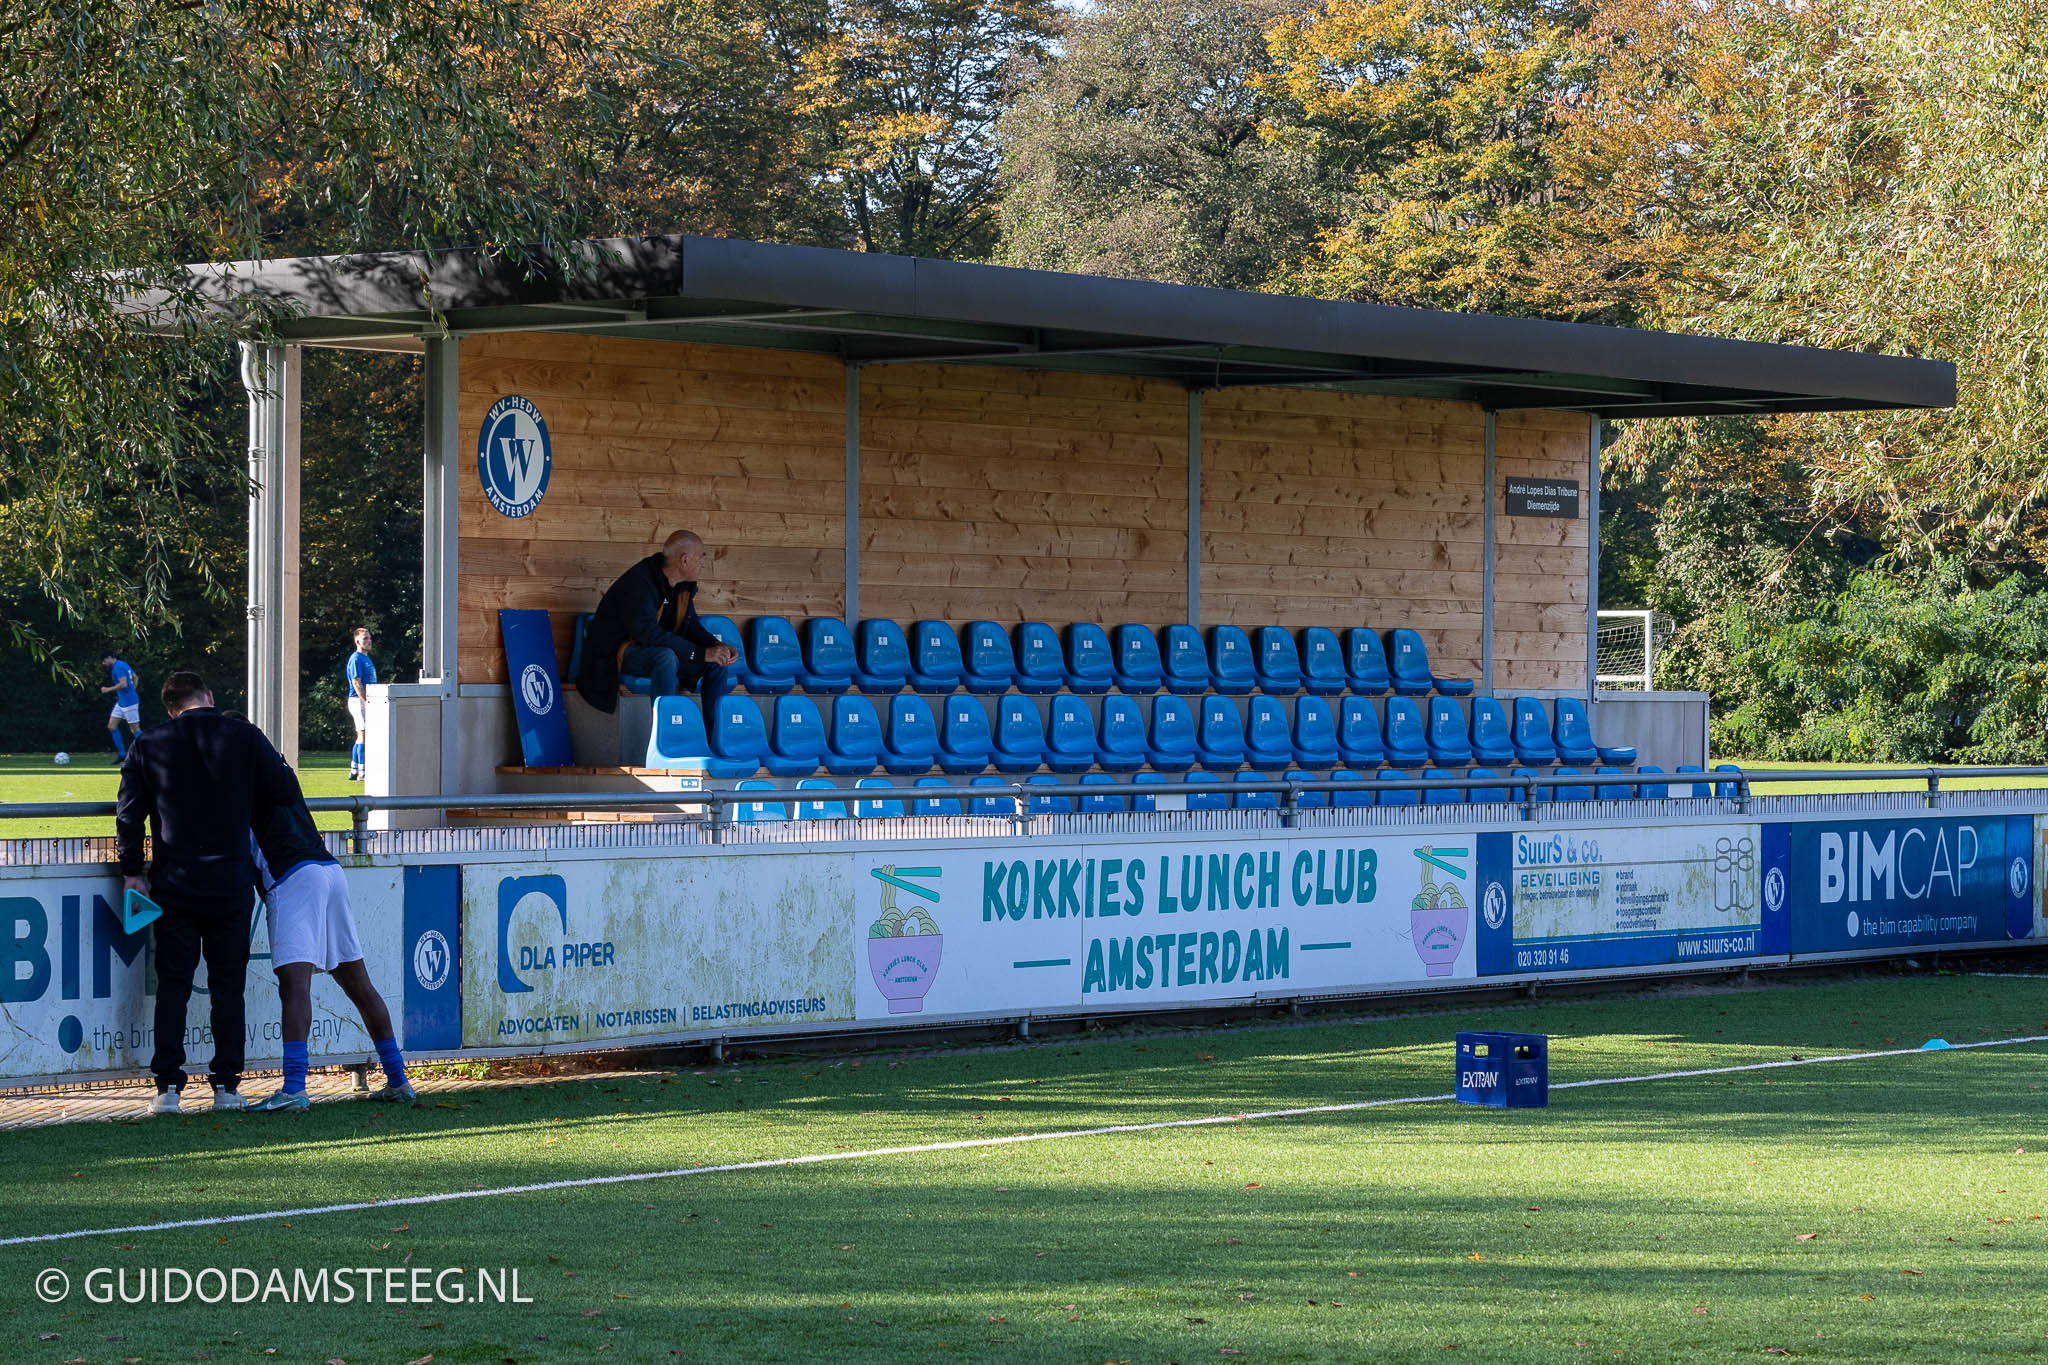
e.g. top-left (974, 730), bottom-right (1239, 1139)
top-left (577, 613), bottom-right (1474, 699)
top-left (655, 691), bottom-right (1634, 778)
top-left (733, 766), bottom-right (1744, 821)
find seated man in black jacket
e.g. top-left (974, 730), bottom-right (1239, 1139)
top-left (116, 670), bottom-right (299, 1115)
top-left (575, 529), bottom-right (739, 713)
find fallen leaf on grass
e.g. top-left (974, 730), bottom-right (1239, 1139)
top-left (1346, 1271), bottom-right (1359, 1277)
top-left (1794, 1233), bottom-right (1819, 1241)
top-left (1763, 1350), bottom-right (1790, 1356)
top-left (1902, 1269), bottom-right (1924, 1276)
top-left (1219, 1352), bottom-right (1243, 1357)
top-left (1468, 1254), bottom-right (1486, 1261)
top-left (390, 1222), bottom-right (410, 1233)
top-left (584, 1309), bottom-right (602, 1317)
top-left (406, 1356), bottom-right (435, 1364)
top-left (1859, 1294), bottom-right (1875, 1301)
top-left (1692, 1307), bottom-right (1709, 1315)
top-left (989, 1317), bottom-right (1007, 1324)
top-left (1185, 1317), bottom-right (1206, 1324)
top-left (1989, 1218), bottom-right (2014, 1224)
top-left (1199, 1055), bottom-right (1216, 1062)
top-left (39, 1334), bottom-right (58, 1341)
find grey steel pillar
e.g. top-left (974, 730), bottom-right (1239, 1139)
top-left (1186, 388), bottom-right (1202, 629)
top-left (1587, 416), bottom-right (1602, 708)
top-left (845, 364), bottom-right (861, 624)
top-left (240, 341), bottom-right (301, 766)
top-left (422, 337), bottom-right (461, 795)
top-left (1481, 411), bottom-right (1496, 693)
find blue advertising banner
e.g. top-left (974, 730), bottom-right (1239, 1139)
top-left (499, 609), bottom-right (574, 767)
top-left (402, 865), bottom-right (461, 1052)
top-left (1774, 815), bottom-right (2027, 953)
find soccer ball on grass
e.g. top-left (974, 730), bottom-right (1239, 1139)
top-left (54, 752), bottom-right (71, 766)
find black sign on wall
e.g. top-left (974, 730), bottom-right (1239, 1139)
top-left (1504, 477), bottom-right (1581, 518)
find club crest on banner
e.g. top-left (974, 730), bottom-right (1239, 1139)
top-left (478, 394), bottom-right (552, 518)
top-left (520, 662), bottom-right (555, 716)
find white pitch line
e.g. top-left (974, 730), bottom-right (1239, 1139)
top-left (3, 1034), bottom-right (2042, 1249)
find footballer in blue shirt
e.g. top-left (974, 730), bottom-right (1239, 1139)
top-left (99, 653), bottom-right (142, 758)
top-left (345, 627), bottom-right (376, 781)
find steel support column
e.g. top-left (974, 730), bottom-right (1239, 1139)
top-left (422, 337), bottom-right (461, 795)
top-left (240, 342), bottom-right (301, 766)
top-left (1481, 411), bottom-right (1497, 693)
top-left (1187, 388), bottom-right (1202, 629)
top-left (1587, 416), bottom-right (1603, 708)
top-left (845, 364), bottom-right (861, 623)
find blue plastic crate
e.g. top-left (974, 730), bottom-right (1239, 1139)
top-left (1454, 1031), bottom-right (1548, 1108)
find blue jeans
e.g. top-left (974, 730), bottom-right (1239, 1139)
top-left (620, 644), bottom-right (730, 705)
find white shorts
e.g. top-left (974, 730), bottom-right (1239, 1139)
top-left (347, 696), bottom-right (367, 731)
top-left (266, 861), bottom-right (364, 973)
top-left (110, 702), bottom-right (140, 725)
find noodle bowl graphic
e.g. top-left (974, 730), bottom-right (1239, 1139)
top-left (867, 865), bottom-right (943, 1012)
top-left (1410, 845), bottom-right (1470, 976)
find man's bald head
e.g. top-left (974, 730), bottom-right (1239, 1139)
top-left (661, 530), bottom-right (707, 584)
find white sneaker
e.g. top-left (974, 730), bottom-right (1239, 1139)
top-left (149, 1087), bottom-right (181, 1116)
top-left (211, 1085), bottom-right (246, 1112)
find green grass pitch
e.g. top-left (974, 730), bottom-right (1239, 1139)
top-left (0, 752), bottom-right (357, 838)
top-left (2, 975), bottom-right (2044, 1362)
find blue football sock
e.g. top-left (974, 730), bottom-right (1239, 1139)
top-left (373, 1036), bottom-right (408, 1086)
top-left (282, 1040), bottom-right (309, 1094)
top-left (110, 729), bottom-right (127, 759)
top-left (351, 741), bottom-right (363, 771)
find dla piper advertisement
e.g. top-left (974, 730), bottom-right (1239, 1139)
top-left (1764, 814), bottom-right (2035, 952)
top-left (1472, 825), bottom-right (1769, 975)
top-left (0, 864), bottom-right (404, 1080)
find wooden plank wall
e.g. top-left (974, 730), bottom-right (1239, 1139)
top-left (455, 333), bottom-right (1590, 690)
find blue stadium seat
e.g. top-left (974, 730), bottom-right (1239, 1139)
top-left (1080, 772), bottom-right (1125, 813)
top-left (1298, 627), bottom-right (1347, 696)
top-left (570, 612), bottom-right (652, 695)
top-left (1147, 695), bottom-right (1198, 772)
top-left (1184, 770), bottom-right (1231, 811)
top-left (1331, 768), bottom-right (1375, 808)
top-left (1677, 763), bottom-right (1709, 798)
top-left (798, 616), bottom-right (856, 692)
top-left (1195, 697), bottom-right (1247, 769)
top-left (1470, 697), bottom-right (1516, 765)
top-left (1423, 768), bottom-right (1466, 805)
top-left (645, 696), bottom-right (711, 769)
top-left (745, 616), bottom-right (802, 694)
top-left (908, 620), bottom-right (966, 693)
top-left (1637, 764), bottom-right (1668, 799)
top-left (824, 694), bottom-right (886, 776)
top-left (1382, 697), bottom-right (1431, 766)
top-left (1045, 695), bottom-right (1100, 773)
top-left (1235, 772), bottom-right (1280, 809)
top-left (1511, 767), bottom-right (1548, 802)
top-left (881, 694), bottom-right (939, 775)
top-left (912, 776), bottom-right (962, 816)
top-left (795, 778), bottom-right (847, 820)
top-left (1244, 697), bottom-right (1293, 771)
top-left (1284, 769), bottom-right (1329, 808)
top-left (1160, 624), bottom-right (1211, 694)
top-left (1253, 627), bottom-right (1303, 695)
top-left (1292, 696), bottom-right (1341, 768)
top-left (1208, 625), bottom-right (1257, 694)
top-left (1426, 698), bottom-right (1474, 765)
top-left (1131, 771), bottom-right (1169, 812)
top-left (1715, 763), bottom-right (1744, 799)
top-left (970, 775), bottom-right (1014, 816)
top-left (766, 695), bottom-right (831, 777)
top-left (1112, 625), bottom-right (1163, 693)
top-left (1512, 698), bottom-right (1558, 765)
top-left (853, 619), bottom-right (912, 694)
top-left (992, 696), bottom-right (1048, 773)
top-left (1596, 766), bottom-right (1634, 800)
top-left (734, 779), bottom-right (787, 823)
top-left (1551, 697), bottom-right (1598, 764)
top-left (853, 777), bottom-right (904, 818)
top-left (937, 696), bottom-right (994, 774)
top-left (1337, 696), bottom-right (1386, 768)
top-left (707, 696), bottom-right (771, 778)
top-left (1377, 769), bottom-right (1420, 806)
top-left (1024, 774), bottom-right (1072, 813)
top-left (1467, 769), bottom-right (1507, 804)
top-left (697, 615), bottom-right (760, 691)
top-left (1554, 696), bottom-right (1637, 764)
top-left (1389, 628), bottom-right (1474, 697)
top-left (1552, 768), bottom-right (1593, 801)
top-left (1013, 622), bottom-right (1066, 694)
top-left (1097, 696), bottom-right (1150, 772)
top-left (1064, 623), bottom-right (1115, 694)
top-left (962, 621), bottom-right (1017, 694)
top-left (1344, 629), bottom-right (1393, 694)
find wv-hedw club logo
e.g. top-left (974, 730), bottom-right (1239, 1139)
top-left (520, 663), bottom-right (555, 716)
top-left (1410, 844), bottom-right (1470, 977)
top-left (867, 864), bottom-right (942, 1013)
top-left (478, 394), bottom-right (552, 518)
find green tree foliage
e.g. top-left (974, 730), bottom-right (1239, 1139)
top-left (994, 0), bottom-right (1336, 289)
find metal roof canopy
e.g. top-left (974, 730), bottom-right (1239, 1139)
top-left (185, 236), bottom-right (1953, 418)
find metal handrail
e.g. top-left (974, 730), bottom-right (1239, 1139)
top-left (6, 765), bottom-right (2046, 844)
